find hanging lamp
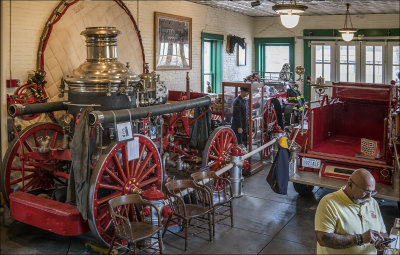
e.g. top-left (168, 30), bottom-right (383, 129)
top-left (338, 3), bottom-right (357, 41)
top-left (272, 0), bottom-right (308, 29)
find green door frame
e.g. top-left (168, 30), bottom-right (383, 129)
top-left (201, 32), bottom-right (223, 94)
top-left (254, 37), bottom-right (295, 79)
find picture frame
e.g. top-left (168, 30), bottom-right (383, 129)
top-left (154, 12), bottom-right (192, 70)
top-left (237, 43), bottom-right (246, 66)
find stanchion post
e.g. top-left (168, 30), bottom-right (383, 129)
top-left (231, 145), bottom-right (243, 197)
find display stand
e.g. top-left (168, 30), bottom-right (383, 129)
top-left (222, 81), bottom-right (265, 175)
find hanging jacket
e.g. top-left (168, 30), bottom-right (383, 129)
top-left (286, 87), bottom-right (308, 112)
top-left (266, 144), bottom-right (290, 195)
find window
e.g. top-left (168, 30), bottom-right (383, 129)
top-left (339, 44), bottom-right (358, 82)
top-left (255, 38), bottom-right (295, 79)
top-left (362, 43), bottom-right (384, 83)
top-left (311, 43), bottom-right (335, 82)
top-left (201, 33), bottom-right (223, 93)
top-left (265, 45), bottom-right (289, 79)
top-left (388, 42), bottom-right (400, 84)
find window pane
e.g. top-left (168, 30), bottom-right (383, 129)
top-left (265, 46), bottom-right (290, 72)
top-left (203, 75), bottom-right (212, 93)
top-left (340, 64), bottom-right (347, 81)
top-left (324, 45), bottom-right (331, 62)
top-left (340, 46), bottom-right (348, 63)
top-left (204, 42), bottom-right (211, 73)
top-left (316, 64), bottom-right (323, 80)
top-left (366, 65), bottom-right (374, 83)
top-left (394, 46), bottom-right (400, 65)
top-left (348, 46), bottom-right (356, 64)
top-left (375, 46), bottom-right (383, 65)
top-left (393, 66), bottom-right (400, 82)
top-left (366, 46), bottom-right (374, 64)
top-left (324, 64), bottom-right (331, 81)
top-left (348, 64), bottom-right (356, 82)
top-left (375, 65), bottom-right (383, 83)
top-left (316, 45), bottom-right (323, 63)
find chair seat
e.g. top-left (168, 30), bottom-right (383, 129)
top-left (212, 193), bottom-right (231, 207)
top-left (116, 222), bottom-right (162, 242)
top-left (184, 204), bottom-right (211, 218)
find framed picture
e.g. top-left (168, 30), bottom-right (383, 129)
top-left (237, 43), bottom-right (246, 66)
top-left (154, 12), bottom-right (192, 70)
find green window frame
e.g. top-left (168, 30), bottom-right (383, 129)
top-left (254, 37), bottom-right (295, 79)
top-left (303, 28), bottom-right (400, 100)
top-left (201, 32), bottom-right (223, 94)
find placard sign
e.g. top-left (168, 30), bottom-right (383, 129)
top-left (127, 137), bottom-right (140, 161)
top-left (116, 122), bottom-right (133, 142)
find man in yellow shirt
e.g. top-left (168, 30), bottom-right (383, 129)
top-left (315, 169), bottom-right (391, 254)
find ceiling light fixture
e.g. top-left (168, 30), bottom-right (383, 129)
top-left (272, 0), bottom-right (307, 29)
top-left (338, 3), bottom-right (357, 42)
top-left (251, 0), bottom-right (261, 7)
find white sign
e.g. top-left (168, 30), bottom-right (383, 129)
top-left (127, 137), bottom-right (140, 161)
top-left (302, 157), bottom-right (321, 169)
top-left (117, 122), bottom-right (133, 142)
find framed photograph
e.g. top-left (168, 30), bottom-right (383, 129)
top-left (237, 43), bottom-right (246, 66)
top-left (154, 12), bottom-right (192, 70)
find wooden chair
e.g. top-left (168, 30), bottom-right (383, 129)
top-left (162, 179), bottom-right (213, 251)
top-left (191, 170), bottom-right (234, 236)
top-left (108, 194), bottom-right (163, 255)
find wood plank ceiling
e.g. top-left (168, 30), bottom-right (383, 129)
top-left (189, 0), bottom-right (400, 17)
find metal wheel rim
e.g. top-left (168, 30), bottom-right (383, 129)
top-left (88, 134), bottom-right (163, 246)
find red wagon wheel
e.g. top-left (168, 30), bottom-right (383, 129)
top-left (1, 123), bottom-right (65, 206)
top-left (262, 101), bottom-right (278, 159)
top-left (88, 134), bottom-right (163, 246)
top-left (202, 127), bottom-right (237, 190)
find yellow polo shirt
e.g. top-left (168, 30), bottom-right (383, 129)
top-left (315, 188), bottom-right (386, 254)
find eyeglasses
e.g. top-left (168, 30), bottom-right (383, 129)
top-left (350, 179), bottom-right (378, 196)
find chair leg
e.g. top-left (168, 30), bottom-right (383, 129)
top-left (208, 212), bottom-right (212, 241)
top-left (162, 214), bottom-right (172, 237)
top-left (230, 201), bottom-right (234, 227)
top-left (212, 210), bottom-right (216, 236)
top-left (158, 230), bottom-right (163, 255)
top-left (184, 220), bottom-right (189, 251)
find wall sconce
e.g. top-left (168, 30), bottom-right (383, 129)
top-left (338, 3), bottom-right (357, 41)
top-left (272, 0), bottom-right (307, 29)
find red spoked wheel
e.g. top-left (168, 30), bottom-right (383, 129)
top-left (1, 123), bottom-right (66, 206)
top-left (262, 101), bottom-right (278, 159)
top-left (202, 127), bottom-right (237, 190)
top-left (88, 134), bottom-right (164, 246)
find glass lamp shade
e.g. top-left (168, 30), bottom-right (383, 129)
top-left (341, 32), bottom-right (354, 41)
top-left (280, 14), bottom-right (300, 28)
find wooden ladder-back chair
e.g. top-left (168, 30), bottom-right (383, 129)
top-left (191, 170), bottom-right (234, 236)
top-left (162, 179), bottom-right (213, 251)
top-left (108, 194), bottom-right (163, 254)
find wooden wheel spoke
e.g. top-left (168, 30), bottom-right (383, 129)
top-left (112, 154), bottom-right (127, 182)
top-left (129, 160), bottom-right (135, 179)
top-left (22, 141), bottom-right (33, 152)
top-left (207, 161), bottom-right (218, 168)
top-left (22, 177), bottom-right (39, 191)
top-left (135, 151), bottom-right (154, 178)
top-left (216, 135), bottom-right (222, 154)
top-left (98, 206), bottom-right (110, 221)
top-left (104, 167), bottom-right (125, 186)
top-left (224, 135), bottom-right (233, 150)
top-left (44, 129), bottom-right (49, 137)
top-left (209, 155), bottom-right (219, 160)
top-left (10, 173), bottom-right (36, 185)
top-left (10, 167), bottom-right (39, 172)
top-left (97, 191), bottom-right (123, 205)
top-left (211, 144), bottom-right (219, 155)
top-left (99, 183), bottom-right (123, 191)
top-left (50, 132), bottom-right (59, 149)
top-left (137, 164), bottom-right (157, 183)
top-left (121, 145), bottom-right (130, 178)
top-left (133, 144), bottom-right (145, 177)
top-left (138, 177), bottom-right (158, 188)
top-left (33, 132), bottom-right (40, 147)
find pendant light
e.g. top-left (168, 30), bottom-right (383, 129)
top-left (272, 0), bottom-right (308, 29)
top-left (338, 3), bottom-right (357, 42)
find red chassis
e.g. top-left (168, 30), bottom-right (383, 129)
top-left (291, 80), bottom-right (398, 191)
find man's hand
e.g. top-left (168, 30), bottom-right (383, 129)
top-left (238, 128), bottom-right (243, 134)
top-left (374, 232), bottom-right (390, 251)
top-left (361, 229), bottom-right (384, 244)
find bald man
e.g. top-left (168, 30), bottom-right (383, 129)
top-left (315, 169), bottom-right (391, 254)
